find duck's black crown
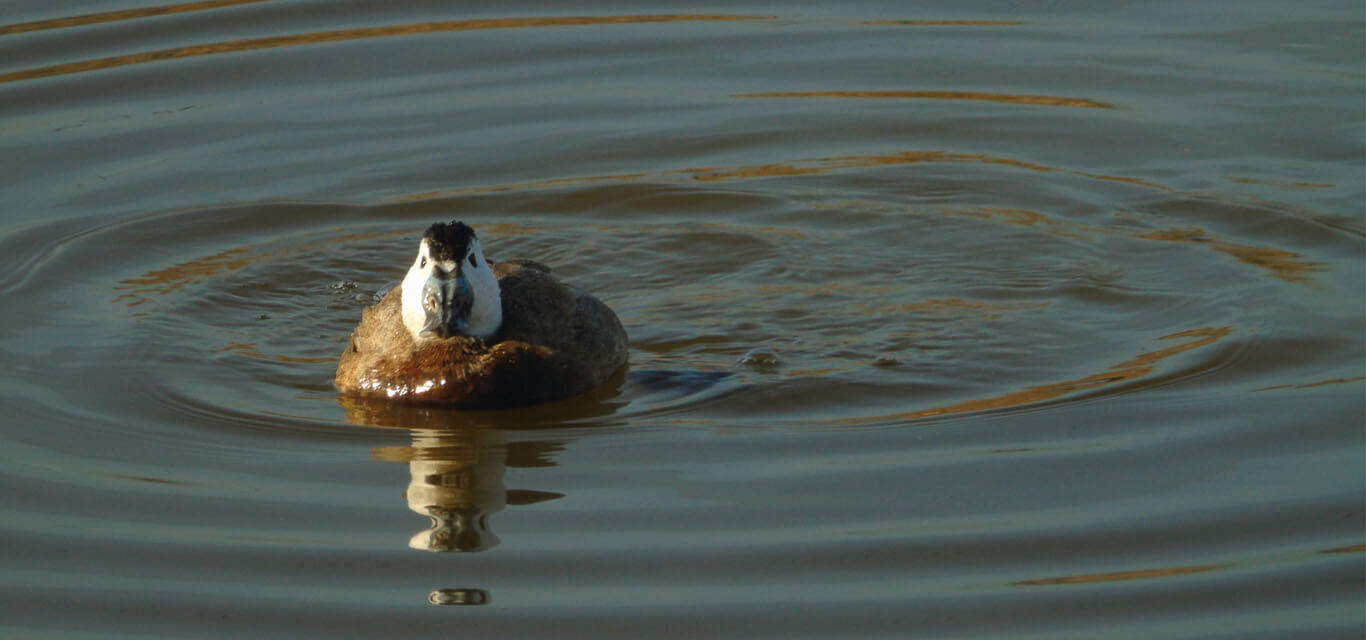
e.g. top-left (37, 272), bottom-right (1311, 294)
top-left (423, 221), bottom-right (476, 263)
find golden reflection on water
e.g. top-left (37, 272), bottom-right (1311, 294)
top-left (112, 227), bottom-right (413, 307)
top-left (221, 342), bottom-right (335, 364)
top-left (951, 207), bottom-right (1092, 239)
top-left (860, 20), bottom-right (1024, 27)
top-left (735, 91), bottom-right (1114, 109)
top-left (0, 0), bottom-right (268, 36)
top-left (0, 14), bottom-right (772, 84)
top-left (1208, 244), bottom-right (1320, 283)
top-left (839, 327), bottom-right (1233, 424)
top-left (689, 151), bottom-right (1073, 183)
top-left (954, 209), bottom-right (1323, 283)
top-left (393, 149), bottom-right (1175, 201)
top-left (1015, 563), bottom-right (1227, 586)
top-left (1226, 176), bottom-right (1335, 190)
top-left (1136, 227), bottom-right (1323, 283)
top-left (114, 247), bottom-right (252, 306)
top-left (1320, 544), bottom-right (1366, 554)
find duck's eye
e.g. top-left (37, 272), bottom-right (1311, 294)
top-left (420, 256), bottom-right (427, 268)
top-left (468, 254), bottom-right (477, 268)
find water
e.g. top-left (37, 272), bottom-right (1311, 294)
top-left (1, 1), bottom-right (1363, 637)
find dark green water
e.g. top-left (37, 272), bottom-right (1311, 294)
top-left (1, 1), bottom-right (1362, 637)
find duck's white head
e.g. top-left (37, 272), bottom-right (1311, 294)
top-left (400, 221), bottom-right (502, 341)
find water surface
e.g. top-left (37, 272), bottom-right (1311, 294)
top-left (1, 1), bottom-right (1363, 638)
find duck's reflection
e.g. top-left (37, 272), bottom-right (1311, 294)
top-left (342, 389), bottom-right (619, 549)
top-left (371, 427), bottom-right (564, 552)
top-left (397, 428), bottom-right (503, 552)
top-left (339, 385), bottom-right (626, 605)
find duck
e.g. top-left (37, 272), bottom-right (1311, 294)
top-left (335, 221), bottom-right (628, 408)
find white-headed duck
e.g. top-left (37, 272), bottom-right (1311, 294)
top-left (336, 221), bottom-right (627, 407)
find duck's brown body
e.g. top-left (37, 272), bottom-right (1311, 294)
top-left (336, 260), bottom-right (627, 407)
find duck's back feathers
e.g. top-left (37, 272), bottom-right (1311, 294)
top-left (336, 260), bottom-right (627, 407)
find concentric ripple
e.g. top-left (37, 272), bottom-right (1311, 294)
top-left (0, 161), bottom-right (1316, 435)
